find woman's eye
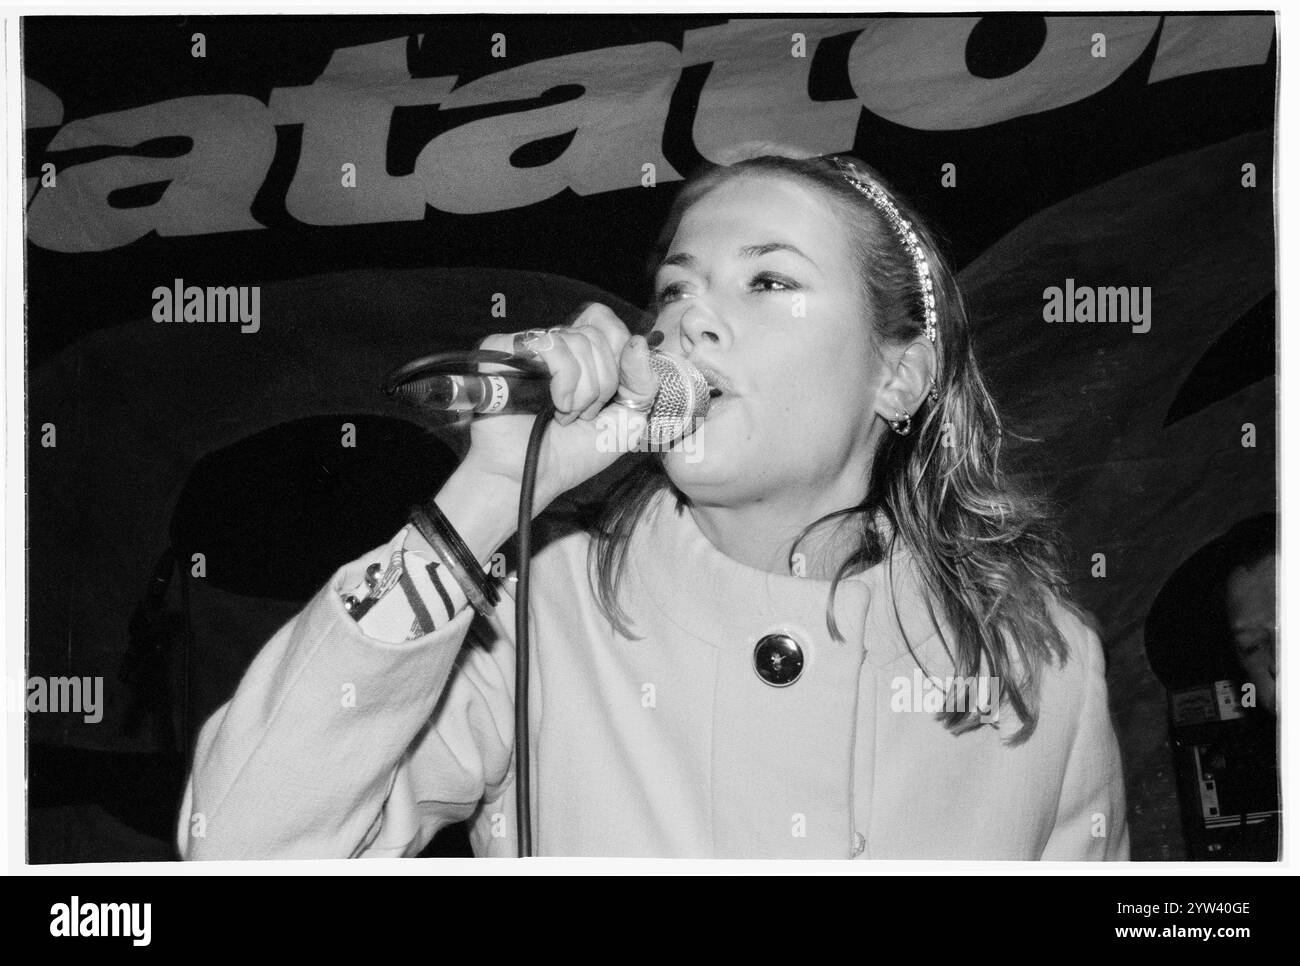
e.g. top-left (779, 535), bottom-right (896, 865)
top-left (751, 272), bottom-right (798, 294)
top-left (655, 282), bottom-right (689, 306)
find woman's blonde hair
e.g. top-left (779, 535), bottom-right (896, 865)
top-left (585, 151), bottom-right (1075, 744)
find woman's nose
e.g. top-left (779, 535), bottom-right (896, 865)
top-left (679, 303), bottom-right (730, 353)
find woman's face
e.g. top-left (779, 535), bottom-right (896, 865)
top-left (649, 174), bottom-right (886, 507)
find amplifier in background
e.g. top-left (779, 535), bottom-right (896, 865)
top-left (1169, 680), bottom-right (1280, 861)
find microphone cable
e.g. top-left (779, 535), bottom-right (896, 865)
top-left (512, 404), bottom-right (552, 858)
top-left (386, 349), bottom-right (551, 858)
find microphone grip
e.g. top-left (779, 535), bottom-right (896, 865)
top-left (393, 372), bottom-right (554, 414)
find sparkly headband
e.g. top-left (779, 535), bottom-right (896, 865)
top-left (828, 157), bottom-right (938, 344)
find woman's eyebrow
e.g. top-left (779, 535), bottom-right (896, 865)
top-left (656, 242), bottom-right (820, 275)
top-left (743, 241), bottom-right (821, 275)
top-left (657, 251), bottom-right (698, 273)
top-left (739, 241), bottom-right (819, 270)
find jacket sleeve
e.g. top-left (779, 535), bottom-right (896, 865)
top-left (1039, 611), bottom-right (1131, 860)
top-left (176, 536), bottom-right (517, 861)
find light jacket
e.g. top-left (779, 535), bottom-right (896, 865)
top-left (178, 487), bottom-right (1129, 860)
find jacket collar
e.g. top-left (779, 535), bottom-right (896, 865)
top-left (625, 486), bottom-right (950, 669)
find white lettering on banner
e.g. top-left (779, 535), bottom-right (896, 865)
top-left (681, 18), bottom-right (868, 161)
top-left (1148, 15), bottom-right (1277, 84)
top-left (270, 37), bottom-right (458, 226)
top-left (24, 16), bottom-right (1274, 252)
top-left (850, 16), bottom-right (1161, 131)
top-left (415, 42), bottom-right (681, 214)
top-left (26, 77), bottom-right (63, 127)
top-left (28, 95), bottom-right (274, 253)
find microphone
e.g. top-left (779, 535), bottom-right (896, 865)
top-left (388, 349), bottom-right (711, 446)
top-left (384, 342), bottom-right (709, 860)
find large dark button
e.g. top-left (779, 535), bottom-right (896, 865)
top-left (753, 633), bottom-right (804, 687)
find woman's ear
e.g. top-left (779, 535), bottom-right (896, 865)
top-left (872, 338), bottom-right (936, 422)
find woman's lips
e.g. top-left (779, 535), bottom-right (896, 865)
top-left (695, 364), bottom-right (735, 396)
top-left (688, 363), bottom-right (736, 422)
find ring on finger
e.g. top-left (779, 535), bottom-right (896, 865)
top-left (613, 392), bottom-right (654, 413)
top-left (513, 328), bottom-right (552, 356)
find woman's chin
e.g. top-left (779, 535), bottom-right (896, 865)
top-left (660, 422), bottom-right (733, 489)
top-left (660, 398), bottom-right (758, 487)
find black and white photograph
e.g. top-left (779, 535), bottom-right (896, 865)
top-left (12, 6), bottom-right (1282, 872)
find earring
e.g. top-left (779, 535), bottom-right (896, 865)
top-left (928, 380), bottom-right (939, 404)
top-left (889, 409), bottom-right (913, 436)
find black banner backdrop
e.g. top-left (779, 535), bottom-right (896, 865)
top-left (23, 14), bottom-right (1277, 862)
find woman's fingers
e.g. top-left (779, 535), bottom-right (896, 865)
top-left (556, 331), bottom-right (600, 424)
top-left (530, 332), bottom-right (580, 416)
top-left (548, 304), bottom-right (629, 422)
top-left (616, 334), bottom-right (660, 410)
top-left (483, 303), bottom-right (641, 424)
top-left (572, 328), bottom-right (621, 421)
top-left (568, 305), bottom-right (672, 418)
top-left (566, 306), bottom-right (631, 417)
top-left (570, 303), bottom-right (633, 359)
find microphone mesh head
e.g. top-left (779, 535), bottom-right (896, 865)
top-left (645, 352), bottom-right (711, 447)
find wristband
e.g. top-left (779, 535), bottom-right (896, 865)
top-left (409, 499), bottom-right (499, 618)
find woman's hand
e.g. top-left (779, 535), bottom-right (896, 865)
top-left (460, 303), bottom-right (660, 515)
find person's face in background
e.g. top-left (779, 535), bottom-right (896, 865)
top-left (647, 174), bottom-right (885, 507)
top-left (1226, 554), bottom-right (1276, 715)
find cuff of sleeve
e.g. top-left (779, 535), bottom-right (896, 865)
top-left (340, 526), bottom-right (471, 643)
